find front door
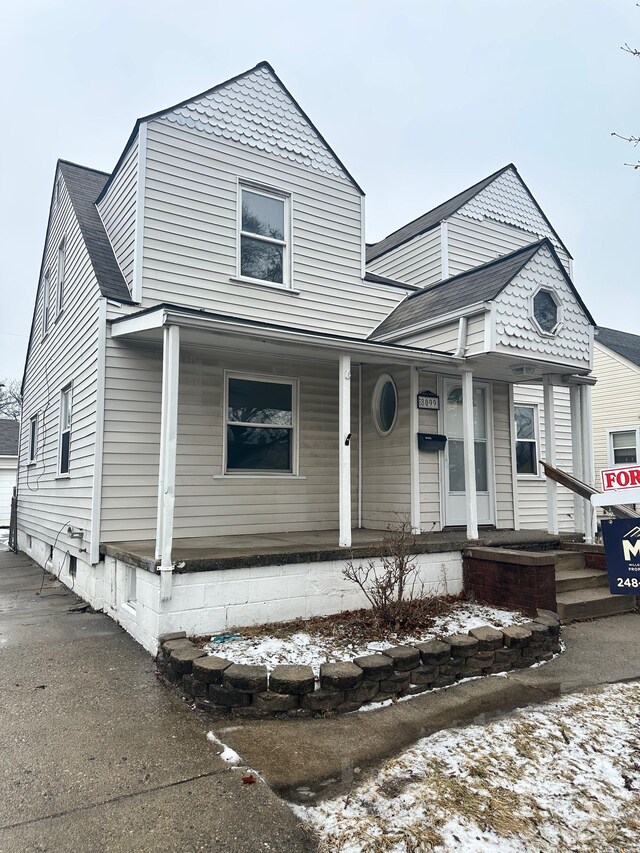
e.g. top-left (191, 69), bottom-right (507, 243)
top-left (443, 379), bottom-right (494, 527)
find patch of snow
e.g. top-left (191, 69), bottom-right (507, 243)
top-left (203, 602), bottom-right (528, 675)
top-left (207, 730), bottom-right (242, 765)
top-left (295, 682), bottom-right (640, 852)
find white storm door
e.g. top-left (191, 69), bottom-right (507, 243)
top-left (443, 379), bottom-right (494, 527)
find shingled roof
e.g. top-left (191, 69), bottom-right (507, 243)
top-left (58, 161), bottom-right (133, 304)
top-left (371, 240), bottom-right (552, 340)
top-left (594, 326), bottom-right (640, 369)
top-left (0, 419), bottom-right (19, 457)
top-left (366, 165), bottom-right (512, 263)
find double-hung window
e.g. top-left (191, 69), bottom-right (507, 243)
top-left (29, 415), bottom-right (38, 463)
top-left (56, 239), bottom-right (66, 315)
top-left (514, 405), bottom-right (539, 475)
top-left (238, 185), bottom-right (289, 287)
top-left (42, 270), bottom-right (51, 338)
top-left (59, 385), bottom-right (72, 475)
top-left (608, 428), bottom-right (640, 466)
top-left (225, 374), bottom-right (297, 474)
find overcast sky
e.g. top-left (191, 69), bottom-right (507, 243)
top-left (0, 0), bottom-right (637, 380)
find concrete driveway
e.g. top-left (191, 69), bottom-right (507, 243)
top-left (0, 547), bottom-right (315, 853)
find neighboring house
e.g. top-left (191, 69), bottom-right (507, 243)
top-left (18, 62), bottom-right (596, 652)
top-left (592, 327), bottom-right (640, 510)
top-left (0, 419), bottom-right (19, 527)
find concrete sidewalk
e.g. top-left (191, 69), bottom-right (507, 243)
top-left (211, 610), bottom-right (640, 801)
top-left (0, 548), bottom-right (315, 852)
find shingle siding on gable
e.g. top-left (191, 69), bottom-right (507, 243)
top-left (140, 120), bottom-right (402, 337)
top-left (96, 139), bottom-right (138, 288)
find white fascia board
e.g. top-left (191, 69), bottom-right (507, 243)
top-left (492, 344), bottom-right (592, 373)
top-left (374, 303), bottom-right (490, 344)
top-left (132, 122), bottom-right (148, 303)
top-left (111, 306), bottom-right (464, 368)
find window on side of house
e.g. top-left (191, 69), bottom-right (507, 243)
top-left (42, 270), bottom-right (51, 338)
top-left (609, 429), bottom-right (639, 466)
top-left (29, 415), bottom-right (38, 463)
top-left (56, 239), bottom-right (66, 315)
top-left (59, 385), bottom-right (72, 475)
top-left (225, 374), bottom-right (297, 474)
top-left (238, 185), bottom-right (289, 286)
top-left (514, 404), bottom-right (539, 475)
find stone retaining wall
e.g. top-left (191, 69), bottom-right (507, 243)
top-left (156, 611), bottom-right (561, 718)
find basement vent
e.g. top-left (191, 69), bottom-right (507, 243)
top-left (69, 555), bottom-right (77, 578)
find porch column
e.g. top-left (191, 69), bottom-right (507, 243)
top-left (462, 369), bottom-right (478, 540)
top-left (339, 354), bottom-right (352, 547)
top-left (580, 383), bottom-right (597, 544)
top-left (155, 324), bottom-right (180, 600)
top-left (409, 366), bottom-right (421, 534)
top-left (570, 384), bottom-right (585, 534)
top-left (543, 376), bottom-right (559, 535)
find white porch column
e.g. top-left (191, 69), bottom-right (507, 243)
top-left (570, 384), bottom-right (585, 534)
top-left (339, 354), bottom-right (352, 547)
top-left (155, 324), bottom-right (180, 600)
top-left (543, 376), bottom-right (559, 535)
top-left (409, 366), bottom-right (421, 534)
top-left (580, 383), bottom-right (597, 543)
top-left (462, 369), bottom-right (478, 540)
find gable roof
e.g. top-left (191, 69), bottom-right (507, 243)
top-left (96, 61), bottom-right (363, 205)
top-left (366, 164), bottom-right (572, 264)
top-left (594, 326), bottom-right (640, 369)
top-left (59, 161), bottom-right (133, 304)
top-left (0, 419), bottom-right (19, 457)
top-left (371, 239), bottom-right (593, 340)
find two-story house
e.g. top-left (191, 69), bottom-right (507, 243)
top-left (18, 62), bottom-right (596, 652)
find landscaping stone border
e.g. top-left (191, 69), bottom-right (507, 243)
top-left (156, 610), bottom-right (562, 718)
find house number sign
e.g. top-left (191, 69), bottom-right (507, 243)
top-left (417, 391), bottom-right (440, 410)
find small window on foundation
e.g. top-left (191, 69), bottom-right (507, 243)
top-left (69, 555), bottom-right (77, 578)
top-left (126, 565), bottom-right (137, 605)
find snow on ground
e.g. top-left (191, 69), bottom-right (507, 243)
top-left (294, 682), bottom-right (640, 853)
top-left (203, 603), bottom-right (528, 675)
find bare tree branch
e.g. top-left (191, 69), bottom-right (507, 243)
top-left (0, 379), bottom-right (22, 420)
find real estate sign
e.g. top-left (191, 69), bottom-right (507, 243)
top-left (601, 518), bottom-right (640, 595)
top-left (601, 465), bottom-right (640, 492)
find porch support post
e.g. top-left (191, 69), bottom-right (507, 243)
top-left (339, 354), bottom-right (352, 547)
top-left (155, 324), bottom-right (180, 600)
top-left (462, 369), bottom-right (478, 540)
top-left (409, 366), bottom-right (421, 534)
top-left (570, 384), bottom-right (585, 535)
top-left (580, 383), bottom-right (596, 544)
top-left (543, 376), bottom-right (559, 535)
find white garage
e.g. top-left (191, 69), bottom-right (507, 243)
top-left (0, 420), bottom-right (18, 527)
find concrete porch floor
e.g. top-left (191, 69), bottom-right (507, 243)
top-left (101, 527), bottom-right (583, 573)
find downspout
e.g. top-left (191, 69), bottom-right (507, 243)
top-left (453, 317), bottom-right (468, 358)
top-left (89, 297), bottom-right (107, 566)
top-left (358, 362), bottom-right (362, 528)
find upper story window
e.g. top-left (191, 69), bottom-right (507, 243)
top-left (59, 384), bottom-right (72, 475)
top-left (514, 404), bottom-right (539, 475)
top-left (532, 288), bottom-right (560, 335)
top-left (42, 270), bottom-right (51, 338)
top-left (238, 185), bottom-right (290, 287)
top-left (56, 239), bottom-right (66, 315)
top-left (608, 428), bottom-right (639, 466)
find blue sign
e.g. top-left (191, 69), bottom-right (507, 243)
top-left (601, 518), bottom-right (640, 595)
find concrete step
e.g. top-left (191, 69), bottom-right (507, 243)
top-left (555, 568), bottom-right (609, 593)
top-left (553, 550), bottom-right (586, 572)
top-left (557, 588), bottom-right (636, 623)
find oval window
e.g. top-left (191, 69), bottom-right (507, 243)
top-left (373, 374), bottom-right (398, 436)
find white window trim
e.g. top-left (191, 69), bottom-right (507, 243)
top-left (58, 383), bottom-right (73, 477)
top-left (530, 285), bottom-right (563, 338)
top-left (222, 370), bottom-right (300, 477)
top-left (372, 373), bottom-right (398, 437)
top-left (607, 426), bottom-right (640, 467)
top-left (514, 403), bottom-right (542, 479)
top-left (28, 415), bottom-right (38, 464)
top-left (235, 180), bottom-right (293, 290)
top-left (56, 238), bottom-right (66, 318)
top-left (42, 270), bottom-right (51, 340)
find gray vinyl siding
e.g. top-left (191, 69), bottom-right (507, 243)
top-left (140, 120), bottom-right (402, 338)
top-left (593, 343), bottom-right (640, 486)
top-left (493, 381), bottom-right (515, 529)
top-left (399, 314), bottom-right (484, 354)
top-left (366, 229), bottom-right (442, 288)
top-left (100, 333), bottom-right (363, 541)
top-left (97, 139), bottom-right (138, 287)
top-left (361, 366), bottom-right (411, 529)
top-left (514, 384), bottom-right (575, 530)
top-left (17, 176), bottom-right (101, 555)
top-left (447, 213), bottom-right (572, 278)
